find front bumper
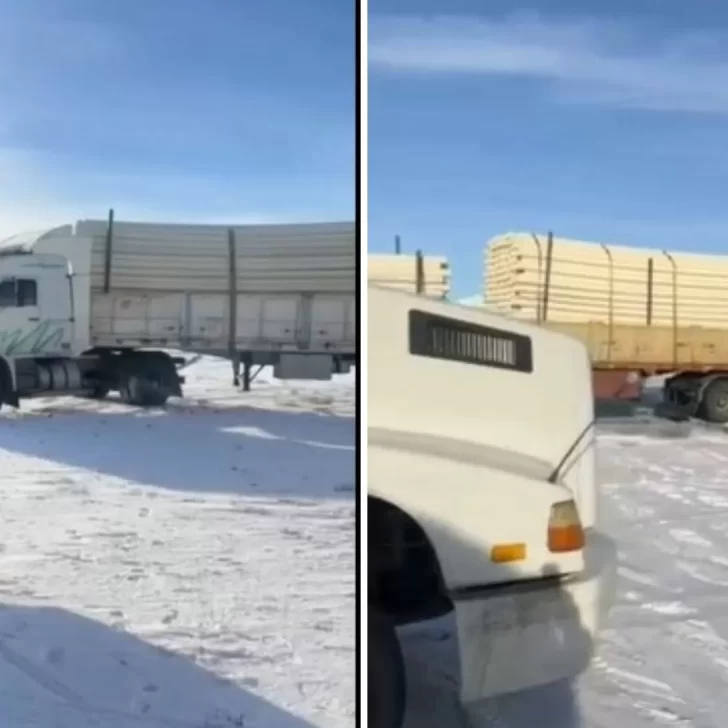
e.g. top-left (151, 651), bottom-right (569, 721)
top-left (453, 530), bottom-right (617, 703)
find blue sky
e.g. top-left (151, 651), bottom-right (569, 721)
top-left (0, 0), bottom-right (354, 237)
top-left (368, 0), bottom-right (728, 299)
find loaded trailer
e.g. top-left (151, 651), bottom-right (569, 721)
top-left (483, 231), bottom-right (728, 423)
top-left (368, 251), bottom-right (451, 299)
top-left (0, 213), bottom-right (356, 410)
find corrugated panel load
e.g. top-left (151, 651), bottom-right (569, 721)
top-left (368, 254), bottom-right (450, 299)
top-left (75, 219), bottom-right (356, 294)
top-left (484, 232), bottom-right (728, 329)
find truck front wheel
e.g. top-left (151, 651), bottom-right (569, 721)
top-left (369, 610), bottom-right (406, 728)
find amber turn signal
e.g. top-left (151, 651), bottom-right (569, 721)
top-left (547, 500), bottom-right (585, 553)
top-left (490, 542), bottom-right (527, 563)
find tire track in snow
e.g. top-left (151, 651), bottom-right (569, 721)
top-left (0, 359), bottom-right (355, 727)
top-left (582, 427), bottom-right (728, 726)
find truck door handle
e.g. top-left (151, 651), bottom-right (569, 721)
top-left (28, 317), bottom-right (40, 321)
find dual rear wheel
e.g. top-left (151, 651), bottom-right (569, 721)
top-left (662, 374), bottom-right (728, 424)
top-left (85, 353), bottom-right (174, 407)
top-left (699, 377), bottom-right (728, 423)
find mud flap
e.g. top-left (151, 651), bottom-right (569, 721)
top-left (152, 354), bottom-right (183, 397)
top-left (126, 352), bottom-right (183, 397)
top-left (1, 388), bottom-right (19, 408)
top-left (0, 356), bottom-right (19, 408)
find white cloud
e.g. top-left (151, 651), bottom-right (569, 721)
top-left (0, 149), bottom-right (327, 240)
top-left (369, 13), bottom-right (728, 114)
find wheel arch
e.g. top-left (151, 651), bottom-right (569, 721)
top-left (368, 495), bottom-right (452, 625)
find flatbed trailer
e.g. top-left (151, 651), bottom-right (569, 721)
top-left (0, 213), bottom-right (356, 409)
top-left (484, 231), bottom-right (728, 423)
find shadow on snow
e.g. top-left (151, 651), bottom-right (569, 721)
top-left (0, 404), bottom-right (355, 500)
top-left (0, 602), bottom-right (317, 727)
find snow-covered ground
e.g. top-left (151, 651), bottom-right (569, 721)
top-left (401, 415), bottom-right (728, 727)
top-left (0, 357), bottom-right (355, 728)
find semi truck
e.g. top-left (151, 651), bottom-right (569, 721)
top-left (368, 284), bottom-right (617, 728)
top-left (484, 231), bottom-right (728, 423)
top-left (0, 214), bottom-right (356, 410)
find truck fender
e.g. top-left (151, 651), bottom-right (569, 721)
top-left (0, 356), bottom-right (19, 407)
top-left (146, 352), bottom-right (183, 397)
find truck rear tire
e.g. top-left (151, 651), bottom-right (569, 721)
top-left (120, 373), bottom-right (169, 408)
top-left (118, 355), bottom-right (172, 408)
top-left (369, 610), bottom-right (406, 728)
top-left (700, 377), bottom-right (728, 423)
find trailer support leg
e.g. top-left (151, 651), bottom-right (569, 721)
top-left (232, 353), bottom-right (241, 388)
top-left (242, 360), bottom-right (252, 392)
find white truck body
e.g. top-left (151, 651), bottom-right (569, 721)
top-left (0, 219), bottom-right (356, 380)
top-left (368, 284), bottom-right (617, 704)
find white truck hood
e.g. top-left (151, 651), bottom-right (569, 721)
top-left (368, 286), bottom-right (598, 529)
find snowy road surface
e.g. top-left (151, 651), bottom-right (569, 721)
top-left (0, 357), bottom-right (355, 727)
top-left (402, 417), bottom-right (728, 727)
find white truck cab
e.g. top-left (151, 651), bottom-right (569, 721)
top-left (0, 251), bottom-right (77, 358)
top-left (368, 284), bottom-right (617, 728)
top-left (0, 240), bottom-right (181, 409)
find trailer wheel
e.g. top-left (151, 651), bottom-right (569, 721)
top-left (369, 610), bottom-right (406, 728)
top-left (700, 377), bottom-right (728, 423)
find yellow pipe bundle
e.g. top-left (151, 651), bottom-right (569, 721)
top-left (368, 253), bottom-right (451, 299)
top-left (484, 232), bottom-right (728, 329)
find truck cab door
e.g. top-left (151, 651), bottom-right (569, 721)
top-left (0, 277), bottom-right (43, 356)
top-left (33, 262), bottom-right (75, 356)
top-left (0, 260), bottom-right (73, 357)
